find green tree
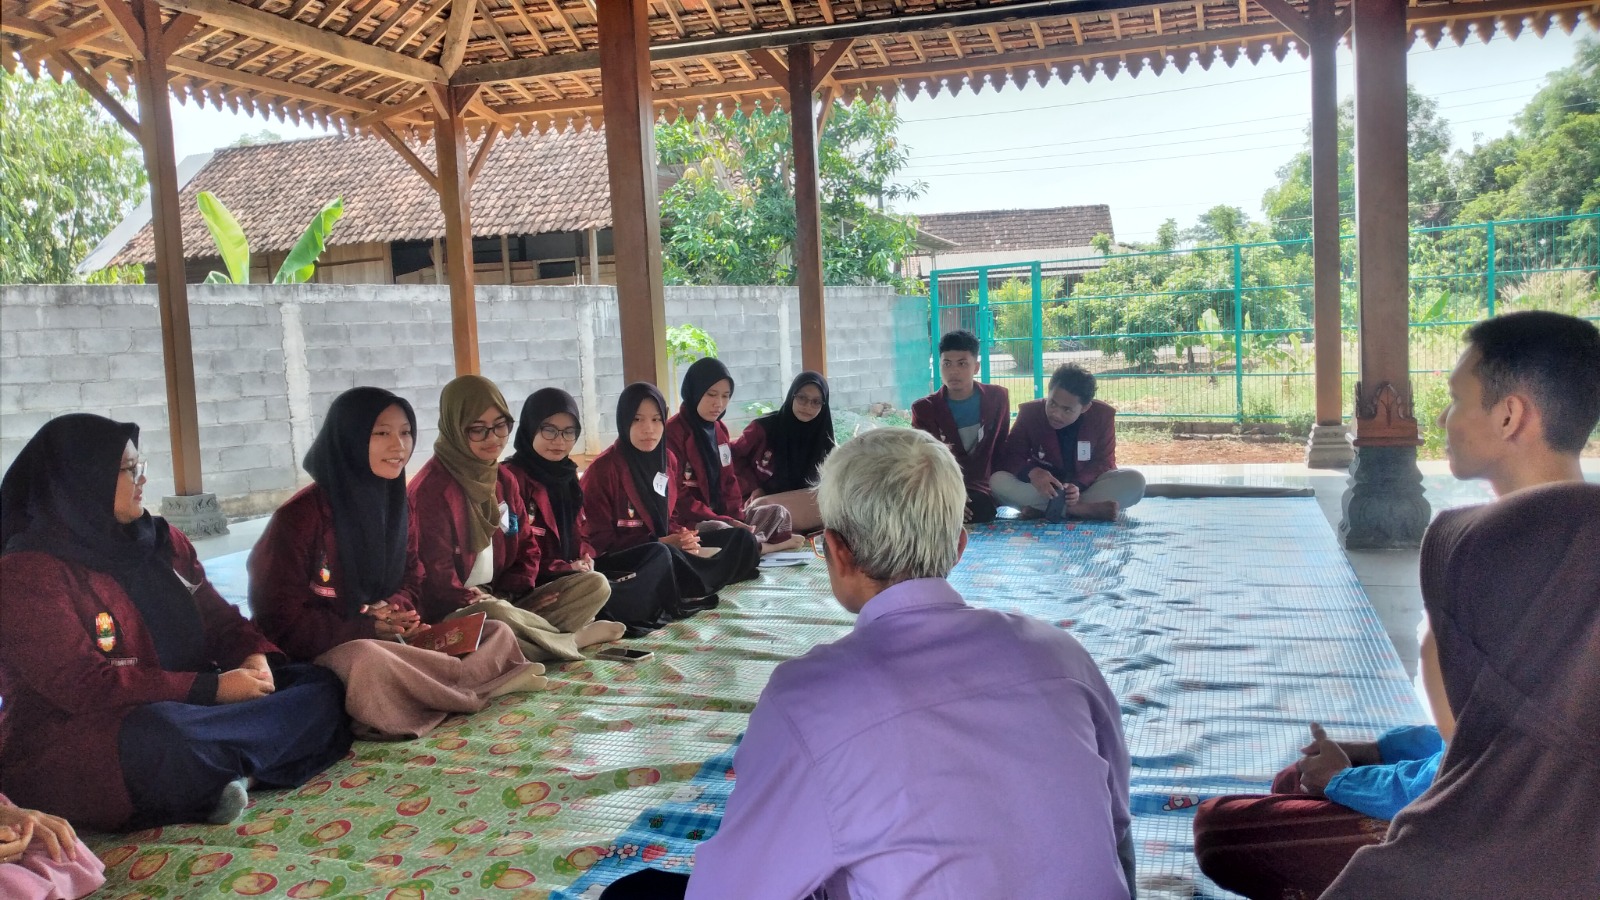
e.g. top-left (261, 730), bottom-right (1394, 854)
top-left (655, 98), bottom-right (925, 288)
top-left (231, 129), bottom-right (283, 147)
top-left (1260, 86), bottom-right (1455, 241)
top-left (1, 70), bottom-right (146, 284)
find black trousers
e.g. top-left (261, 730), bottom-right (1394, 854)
top-left (118, 662), bottom-right (353, 827)
top-left (599, 869), bottom-right (690, 899)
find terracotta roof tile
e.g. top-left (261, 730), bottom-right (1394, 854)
top-left (915, 205), bottom-right (1114, 252)
top-left (114, 127), bottom-right (618, 265)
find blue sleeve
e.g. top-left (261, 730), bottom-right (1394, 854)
top-left (1324, 751), bottom-right (1444, 821)
top-left (1377, 725), bottom-right (1445, 763)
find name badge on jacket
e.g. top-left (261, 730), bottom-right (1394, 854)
top-left (653, 472), bottom-right (669, 496)
top-left (718, 443), bottom-right (732, 467)
top-left (499, 501), bottom-right (519, 535)
top-left (1077, 441), bottom-right (1092, 462)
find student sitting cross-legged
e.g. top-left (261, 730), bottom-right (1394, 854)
top-left (602, 428), bottom-right (1134, 900)
top-left (249, 387), bottom-right (547, 741)
top-left (992, 363), bottom-right (1145, 521)
top-left (0, 415), bottom-right (351, 831)
top-left (910, 329), bottom-right (1010, 523)
top-left (665, 358), bottom-right (805, 554)
top-left (581, 383), bottom-right (760, 599)
top-left (730, 371), bottom-right (833, 534)
top-left (408, 375), bottom-right (623, 663)
top-left (506, 388), bottom-right (723, 637)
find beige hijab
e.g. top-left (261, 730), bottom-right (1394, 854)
top-left (434, 375), bottom-right (512, 557)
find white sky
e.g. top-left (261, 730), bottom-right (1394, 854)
top-left (163, 30), bottom-right (1584, 244)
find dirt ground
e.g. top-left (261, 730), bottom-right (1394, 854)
top-left (1118, 436), bottom-right (1308, 465)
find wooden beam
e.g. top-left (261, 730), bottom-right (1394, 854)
top-left (52, 49), bottom-right (140, 135)
top-left (170, 53), bottom-right (382, 112)
top-left (815, 80), bottom-right (835, 140)
top-left (1307, 0), bottom-right (1340, 427)
top-left (132, 0), bottom-right (203, 495)
top-left (489, 73), bottom-right (779, 117)
top-left (94, 0), bottom-right (145, 58)
top-left (476, 0), bottom-right (516, 56)
top-left (745, 46), bottom-right (787, 81)
top-left (354, 86), bottom-right (433, 123)
top-left (439, 0), bottom-right (475, 74)
top-left (598, 0), bottom-right (667, 388)
top-left (1252, 0), bottom-right (1314, 44)
top-left (812, 37), bottom-right (850, 82)
top-left (159, 12), bottom-right (202, 56)
top-left (22, 18), bottom-right (116, 62)
top-left (435, 84), bottom-right (481, 374)
top-left (468, 122), bottom-right (500, 185)
top-left (372, 121), bottom-right (440, 189)
top-left (788, 42), bottom-right (826, 376)
top-left (153, 0), bottom-right (446, 82)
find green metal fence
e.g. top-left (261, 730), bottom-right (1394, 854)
top-left (921, 213), bottom-right (1600, 426)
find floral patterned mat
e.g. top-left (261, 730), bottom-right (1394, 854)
top-left (87, 497), bottom-right (1419, 899)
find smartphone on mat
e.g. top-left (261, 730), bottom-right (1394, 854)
top-left (595, 647), bottom-right (653, 662)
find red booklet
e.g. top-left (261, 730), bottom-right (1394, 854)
top-left (404, 612), bottom-right (486, 656)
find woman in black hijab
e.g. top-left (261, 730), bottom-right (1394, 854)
top-left (731, 371), bottom-right (834, 533)
top-left (508, 387), bottom-right (731, 636)
top-left (579, 383), bottom-right (760, 610)
top-left (663, 358), bottom-right (803, 554)
top-left (0, 414), bottom-right (351, 831)
top-left (249, 387), bottom-right (545, 740)
top-left (1324, 481), bottom-right (1600, 899)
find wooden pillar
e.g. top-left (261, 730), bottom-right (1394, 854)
top-left (1340, 0), bottom-right (1429, 548)
top-left (131, 0), bottom-right (203, 498)
top-left (435, 86), bottom-right (480, 375)
top-left (597, 0), bottom-right (668, 388)
top-left (788, 44), bottom-right (827, 376)
top-left (588, 228), bottom-right (600, 285)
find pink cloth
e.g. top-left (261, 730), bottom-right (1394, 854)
top-left (314, 620), bottom-right (535, 741)
top-left (0, 795), bottom-right (105, 900)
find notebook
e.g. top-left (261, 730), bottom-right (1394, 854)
top-left (404, 612), bottom-right (487, 656)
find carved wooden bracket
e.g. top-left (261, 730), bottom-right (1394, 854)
top-left (1353, 380), bottom-right (1423, 447)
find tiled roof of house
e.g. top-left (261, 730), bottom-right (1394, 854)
top-left (114, 127), bottom-right (620, 264)
top-left (914, 205), bottom-right (1114, 252)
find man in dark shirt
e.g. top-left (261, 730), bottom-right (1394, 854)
top-left (910, 330), bottom-right (1011, 523)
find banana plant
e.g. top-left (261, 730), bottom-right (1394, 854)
top-left (197, 191), bottom-right (345, 284)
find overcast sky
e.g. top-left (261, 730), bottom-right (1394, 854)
top-left (164, 31), bottom-right (1583, 243)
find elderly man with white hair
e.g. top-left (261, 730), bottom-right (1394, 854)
top-left (601, 427), bottom-right (1134, 900)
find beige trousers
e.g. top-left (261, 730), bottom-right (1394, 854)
top-left (990, 468), bottom-right (1147, 512)
top-left (446, 571), bottom-right (611, 663)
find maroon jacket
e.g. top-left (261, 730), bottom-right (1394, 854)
top-left (0, 527), bottom-right (277, 829)
top-left (730, 419), bottom-right (773, 498)
top-left (664, 413), bottom-right (744, 527)
top-left (580, 444), bottom-right (687, 555)
top-left (998, 399), bottom-right (1120, 488)
top-left (248, 483), bottom-right (424, 661)
top-left (407, 458), bottom-right (541, 623)
top-left (505, 465), bottom-right (598, 576)
top-left (910, 383), bottom-right (1012, 493)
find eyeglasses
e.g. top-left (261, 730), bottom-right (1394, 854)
top-left (119, 459), bottom-right (148, 481)
top-left (810, 532), bottom-right (829, 559)
top-left (792, 395), bottom-right (825, 409)
top-left (465, 418), bottom-right (513, 442)
top-left (538, 425), bottom-right (580, 442)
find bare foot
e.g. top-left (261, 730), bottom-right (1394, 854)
top-left (1017, 507), bottom-right (1046, 521)
top-left (488, 666), bottom-right (549, 698)
top-left (1067, 500), bottom-right (1119, 521)
top-left (761, 535), bottom-right (806, 555)
top-left (574, 620), bottom-right (627, 649)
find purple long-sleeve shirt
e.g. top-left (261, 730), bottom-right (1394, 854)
top-left (686, 578), bottom-right (1134, 900)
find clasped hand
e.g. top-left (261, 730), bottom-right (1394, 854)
top-left (362, 601), bottom-right (425, 640)
top-left (0, 803), bottom-right (78, 866)
top-left (1295, 722), bottom-right (1354, 796)
top-left (1029, 468), bottom-right (1080, 504)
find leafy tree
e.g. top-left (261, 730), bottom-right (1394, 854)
top-left (231, 129), bottom-right (283, 147)
top-left (1260, 86), bottom-right (1455, 241)
top-left (655, 97), bottom-right (925, 289)
top-left (1, 70), bottom-right (146, 284)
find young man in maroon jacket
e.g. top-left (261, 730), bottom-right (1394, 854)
top-left (992, 363), bottom-right (1145, 521)
top-left (911, 330), bottom-right (1010, 523)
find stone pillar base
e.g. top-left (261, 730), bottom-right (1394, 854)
top-left (1305, 423), bottom-right (1355, 469)
top-left (160, 493), bottom-right (229, 538)
top-left (1339, 446), bottom-right (1429, 549)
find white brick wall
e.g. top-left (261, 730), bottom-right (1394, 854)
top-left (1, 283), bottom-right (916, 516)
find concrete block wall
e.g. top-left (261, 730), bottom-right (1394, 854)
top-left (1, 282), bottom-right (907, 516)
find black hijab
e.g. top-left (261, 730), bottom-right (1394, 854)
top-left (301, 387), bottom-right (415, 615)
top-left (0, 414), bottom-right (207, 671)
top-left (752, 371), bottom-right (834, 494)
top-left (615, 382), bottom-right (671, 538)
top-left (510, 388), bottom-right (583, 560)
top-left (679, 357), bottom-right (735, 513)
top-left (1325, 481), bottom-right (1600, 898)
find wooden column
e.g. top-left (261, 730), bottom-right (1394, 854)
top-left (1309, 0), bottom-right (1342, 428)
top-left (1340, 0), bottom-right (1429, 548)
top-left (132, 0), bottom-right (203, 496)
top-left (788, 44), bottom-right (827, 375)
top-left (597, 0), bottom-right (668, 387)
top-left (434, 85), bottom-right (481, 375)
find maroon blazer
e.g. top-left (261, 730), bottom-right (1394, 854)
top-left (0, 526), bottom-right (278, 829)
top-left (730, 419), bottom-right (773, 498)
top-left (407, 458), bottom-right (541, 624)
top-left (664, 414), bottom-right (744, 527)
top-left (248, 483), bottom-right (424, 661)
top-left (505, 465), bottom-right (598, 576)
top-left (580, 444), bottom-right (688, 555)
top-left (910, 383), bottom-right (1012, 493)
top-left (998, 399), bottom-right (1120, 488)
